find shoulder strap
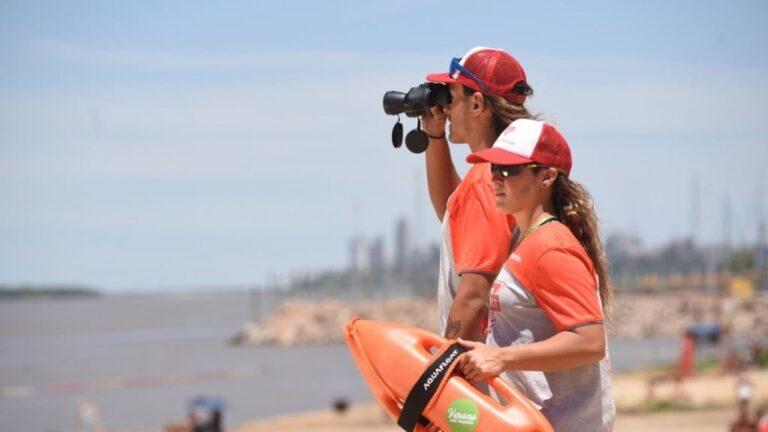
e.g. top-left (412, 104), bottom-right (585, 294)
top-left (397, 342), bottom-right (466, 431)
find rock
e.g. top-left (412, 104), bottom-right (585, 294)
top-left (231, 292), bottom-right (768, 346)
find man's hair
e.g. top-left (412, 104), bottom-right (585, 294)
top-left (462, 85), bottom-right (537, 137)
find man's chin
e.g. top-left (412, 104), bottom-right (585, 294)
top-left (448, 132), bottom-right (466, 144)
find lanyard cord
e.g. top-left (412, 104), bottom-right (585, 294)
top-left (522, 215), bottom-right (558, 239)
top-left (511, 215), bottom-right (558, 253)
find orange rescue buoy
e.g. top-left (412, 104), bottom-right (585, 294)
top-left (344, 317), bottom-right (553, 432)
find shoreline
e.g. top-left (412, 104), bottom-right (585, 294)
top-left (233, 368), bottom-right (768, 432)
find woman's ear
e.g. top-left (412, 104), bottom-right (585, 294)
top-left (541, 167), bottom-right (559, 189)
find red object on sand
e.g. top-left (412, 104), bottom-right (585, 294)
top-left (680, 333), bottom-right (695, 379)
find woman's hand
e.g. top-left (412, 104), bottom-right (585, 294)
top-left (457, 338), bottom-right (508, 381)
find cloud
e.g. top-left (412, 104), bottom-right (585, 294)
top-left (524, 54), bottom-right (768, 134)
top-left (27, 39), bottom-right (442, 74)
top-left (3, 44), bottom-right (768, 288)
top-left (14, 42), bottom-right (768, 135)
top-left (4, 48), bottom-right (767, 220)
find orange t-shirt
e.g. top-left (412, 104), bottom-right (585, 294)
top-left (436, 163), bottom-right (517, 333)
top-left (495, 220), bottom-right (603, 333)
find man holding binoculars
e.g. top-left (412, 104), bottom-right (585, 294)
top-left (420, 46), bottom-right (536, 341)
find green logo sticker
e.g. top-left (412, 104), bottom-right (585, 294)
top-left (446, 399), bottom-right (479, 432)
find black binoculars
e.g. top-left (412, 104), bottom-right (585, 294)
top-left (382, 83), bottom-right (450, 153)
top-left (383, 83), bottom-right (451, 117)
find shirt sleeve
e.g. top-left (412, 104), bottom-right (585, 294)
top-left (449, 181), bottom-right (513, 275)
top-left (532, 247), bottom-right (604, 332)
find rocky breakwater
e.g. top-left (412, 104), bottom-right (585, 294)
top-left (231, 297), bottom-right (439, 346)
top-left (610, 291), bottom-right (768, 340)
top-left (232, 291), bottom-right (768, 346)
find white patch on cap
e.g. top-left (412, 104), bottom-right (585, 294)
top-left (462, 46), bottom-right (495, 62)
top-left (493, 119), bottom-right (544, 158)
top-left (451, 46), bottom-right (496, 79)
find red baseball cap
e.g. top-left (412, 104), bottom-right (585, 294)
top-left (466, 119), bottom-right (572, 175)
top-left (426, 46), bottom-right (529, 104)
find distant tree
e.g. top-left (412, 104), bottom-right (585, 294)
top-left (727, 249), bottom-right (755, 273)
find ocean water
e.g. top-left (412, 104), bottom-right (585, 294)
top-left (0, 292), bottom-right (686, 432)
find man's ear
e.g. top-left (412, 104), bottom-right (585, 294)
top-left (471, 92), bottom-right (485, 113)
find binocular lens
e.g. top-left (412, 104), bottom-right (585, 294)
top-left (383, 91), bottom-right (407, 116)
top-left (382, 83), bottom-right (450, 117)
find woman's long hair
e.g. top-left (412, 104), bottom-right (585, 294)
top-left (460, 85), bottom-right (612, 312)
top-left (551, 174), bottom-right (612, 317)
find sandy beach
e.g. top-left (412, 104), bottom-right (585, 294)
top-left (225, 291), bottom-right (768, 431)
top-left (234, 368), bottom-right (768, 431)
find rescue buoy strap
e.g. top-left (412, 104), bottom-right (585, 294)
top-left (397, 342), bottom-right (467, 431)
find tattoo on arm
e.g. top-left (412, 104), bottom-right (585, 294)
top-left (445, 319), bottom-right (461, 339)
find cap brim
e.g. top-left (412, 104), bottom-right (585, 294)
top-left (466, 148), bottom-right (534, 165)
top-left (426, 72), bottom-right (456, 84)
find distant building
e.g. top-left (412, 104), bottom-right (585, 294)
top-left (368, 236), bottom-right (387, 273)
top-left (394, 217), bottom-right (410, 270)
top-left (605, 232), bottom-right (645, 259)
top-left (348, 236), bottom-right (369, 273)
top-left (757, 219), bottom-right (767, 290)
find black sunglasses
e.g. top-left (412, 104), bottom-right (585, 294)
top-left (490, 163), bottom-right (541, 178)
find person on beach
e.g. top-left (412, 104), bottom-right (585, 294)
top-left (456, 119), bottom-right (615, 430)
top-left (421, 46), bottom-right (536, 341)
top-left (731, 398), bottom-right (758, 432)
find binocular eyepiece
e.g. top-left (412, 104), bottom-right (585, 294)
top-left (382, 83), bottom-right (450, 153)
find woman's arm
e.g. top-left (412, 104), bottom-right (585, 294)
top-left (457, 323), bottom-right (606, 381)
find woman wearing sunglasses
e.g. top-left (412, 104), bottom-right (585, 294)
top-left (421, 47), bottom-right (536, 342)
top-left (457, 119), bottom-right (615, 431)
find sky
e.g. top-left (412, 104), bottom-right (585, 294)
top-left (1, 1), bottom-right (767, 292)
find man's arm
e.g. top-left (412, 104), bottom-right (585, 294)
top-left (423, 108), bottom-right (461, 221)
top-left (444, 272), bottom-right (495, 341)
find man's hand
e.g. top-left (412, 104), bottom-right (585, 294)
top-left (422, 106), bottom-right (447, 138)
